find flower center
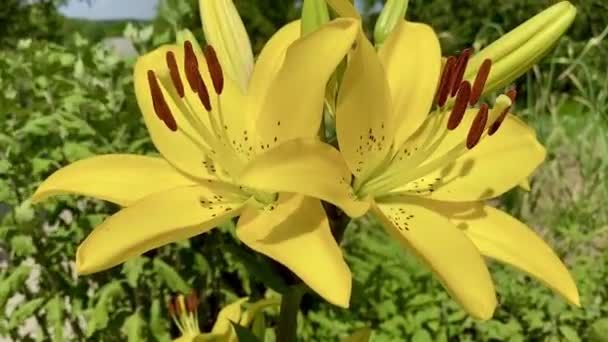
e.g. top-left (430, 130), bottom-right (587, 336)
top-left (359, 48), bottom-right (517, 197)
top-left (146, 41), bottom-right (246, 181)
top-left (168, 291), bottom-right (201, 338)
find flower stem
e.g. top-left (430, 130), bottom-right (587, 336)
top-left (276, 284), bottom-right (306, 342)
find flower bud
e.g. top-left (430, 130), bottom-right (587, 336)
top-left (302, 0), bottom-right (330, 36)
top-left (464, 1), bottom-right (576, 94)
top-left (199, 0), bottom-right (254, 91)
top-left (373, 0), bottom-right (409, 48)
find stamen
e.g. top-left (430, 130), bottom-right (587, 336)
top-left (166, 51), bottom-right (184, 98)
top-left (436, 56), bottom-right (457, 107)
top-left (183, 41), bottom-right (212, 111)
top-left (450, 48), bottom-right (472, 97)
top-left (147, 70), bottom-right (178, 131)
top-left (488, 88), bottom-right (517, 136)
top-left (466, 104), bottom-right (489, 149)
top-left (204, 45), bottom-right (224, 94)
top-left (447, 81), bottom-right (471, 130)
top-left (469, 59), bottom-right (492, 105)
top-left (186, 291), bottom-right (198, 313)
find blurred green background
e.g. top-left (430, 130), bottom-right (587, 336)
top-left (1, 0), bottom-right (607, 341)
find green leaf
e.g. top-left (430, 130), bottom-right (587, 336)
top-left (560, 326), bottom-right (581, 342)
top-left (121, 311), bottom-right (144, 342)
top-left (153, 259), bottom-right (191, 293)
top-left (0, 265), bottom-right (31, 311)
top-left (45, 296), bottom-right (64, 342)
top-left (10, 235), bottom-right (37, 256)
top-left (122, 257), bottom-right (148, 288)
top-left (149, 299), bottom-right (171, 342)
top-left (588, 318), bottom-right (608, 342)
top-left (341, 327), bottom-right (373, 342)
top-left (230, 321), bottom-right (262, 342)
top-left (8, 297), bottom-right (46, 329)
top-left (86, 281), bottom-right (125, 337)
top-left (14, 200), bottom-right (35, 224)
top-left (411, 329), bottom-right (433, 342)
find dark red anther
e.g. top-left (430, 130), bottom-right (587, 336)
top-left (447, 81), bottom-right (471, 130)
top-left (186, 291), bottom-right (199, 313)
top-left (204, 45), bottom-right (224, 95)
top-left (147, 70), bottom-right (178, 131)
top-left (184, 41), bottom-right (200, 92)
top-left (506, 88), bottom-right (517, 103)
top-left (450, 48), bottom-right (472, 97)
top-left (466, 103), bottom-right (488, 149)
top-left (436, 56), bottom-right (457, 107)
top-left (195, 77), bottom-right (212, 112)
top-left (166, 51), bottom-right (185, 98)
top-left (469, 59), bottom-right (492, 105)
top-left (167, 299), bottom-right (176, 316)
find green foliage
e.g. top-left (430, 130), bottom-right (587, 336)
top-left (1, 0), bottom-right (607, 341)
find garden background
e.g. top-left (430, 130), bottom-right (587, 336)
top-left (0, 0), bottom-right (607, 340)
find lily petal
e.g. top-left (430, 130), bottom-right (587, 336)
top-left (76, 184), bottom-right (247, 274)
top-left (440, 203), bottom-right (579, 306)
top-left (392, 111), bottom-right (545, 201)
top-left (336, 32), bottom-right (394, 182)
top-left (373, 198), bottom-right (496, 319)
top-left (32, 154), bottom-right (196, 207)
top-left (378, 21), bottom-right (442, 146)
top-left (237, 194), bottom-right (352, 308)
top-left (255, 18), bottom-right (358, 143)
top-left (238, 138), bottom-right (370, 218)
top-left (210, 297), bottom-right (248, 337)
top-left (248, 21), bottom-right (300, 118)
top-left (200, 0), bottom-right (254, 90)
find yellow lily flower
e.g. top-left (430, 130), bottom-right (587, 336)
top-left (333, 22), bottom-right (579, 319)
top-left (31, 18), bottom-right (368, 308)
top-left (168, 292), bottom-right (279, 342)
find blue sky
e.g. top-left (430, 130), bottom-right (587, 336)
top-left (60, 0), bottom-right (160, 19)
top-left (60, 0), bottom-right (370, 20)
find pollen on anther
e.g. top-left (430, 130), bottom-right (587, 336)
top-left (147, 70), bottom-right (177, 131)
top-left (467, 103), bottom-right (488, 149)
top-left (451, 48), bottom-right (472, 97)
top-left (469, 59), bottom-right (492, 105)
top-left (165, 51), bottom-right (184, 98)
top-left (436, 56), bottom-right (457, 107)
top-left (447, 81), bottom-right (471, 130)
top-left (204, 45), bottom-right (224, 94)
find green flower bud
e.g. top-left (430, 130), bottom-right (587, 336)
top-left (302, 0), bottom-right (330, 36)
top-left (373, 0), bottom-right (409, 47)
top-left (465, 1), bottom-right (576, 94)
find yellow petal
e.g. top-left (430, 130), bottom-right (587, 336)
top-left (378, 21), bottom-right (442, 146)
top-left (134, 45), bottom-right (249, 178)
top-left (445, 203), bottom-right (579, 306)
top-left (210, 297), bottom-right (249, 337)
top-left (237, 194), bottom-right (352, 308)
top-left (200, 0), bottom-right (254, 90)
top-left (325, 0), bottom-right (361, 18)
top-left (255, 18), bottom-right (358, 143)
top-left (248, 21), bottom-right (301, 118)
top-left (392, 111), bottom-right (545, 201)
top-left (31, 154), bottom-right (196, 206)
top-left (238, 138), bottom-right (370, 218)
top-left (336, 32), bottom-right (394, 182)
top-left (372, 199), bottom-right (496, 319)
top-left (76, 184), bottom-right (248, 274)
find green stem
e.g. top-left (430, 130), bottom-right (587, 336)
top-left (276, 284), bottom-right (306, 342)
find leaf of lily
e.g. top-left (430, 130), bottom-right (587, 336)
top-left (248, 21), bottom-right (300, 118)
top-left (238, 138), bottom-right (369, 218)
top-left (237, 194), bottom-right (352, 308)
top-left (31, 154), bottom-right (196, 207)
top-left (255, 18), bottom-right (358, 143)
top-left (76, 184), bottom-right (248, 274)
top-left (372, 199), bottom-right (496, 320)
top-left (438, 203), bottom-right (579, 306)
top-left (200, 0), bottom-right (254, 91)
top-left (392, 111), bottom-right (545, 201)
top-left (378, 21), bottom-right (442, 146)
top-left (336, 32), bottom-right (394, 181)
